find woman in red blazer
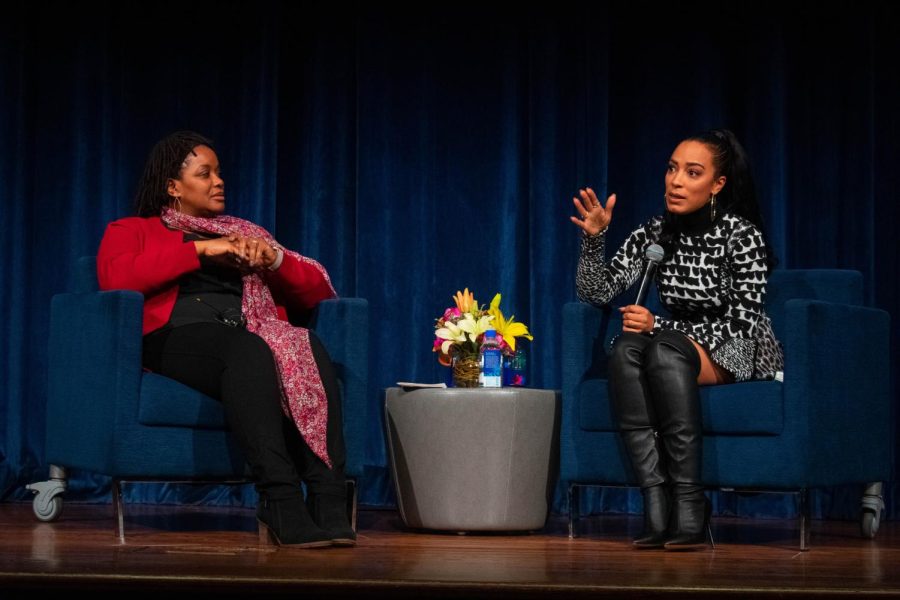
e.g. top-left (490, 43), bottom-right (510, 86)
top-left (97, 131), bottom-right (353, 548)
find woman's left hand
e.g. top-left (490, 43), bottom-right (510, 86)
top-left (619, 305), bottom-right (655, 333)
top-left (234, 236), bottom-right (278, 270)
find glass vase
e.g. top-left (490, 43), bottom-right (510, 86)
top-left (452, 355), bottom-right (481, 388)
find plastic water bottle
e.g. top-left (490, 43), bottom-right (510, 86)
top-left (503, 348), bottom-right (527, 387)
top-left (480, 329), bottom-right (503, 388)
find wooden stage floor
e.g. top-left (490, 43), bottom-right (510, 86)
top-left (1, 502), bottom-right (898, 598)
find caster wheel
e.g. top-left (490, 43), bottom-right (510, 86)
top-left (33, 494), bottom-right (63, 522)
top-left (861, 510), bottom-right (880, 539)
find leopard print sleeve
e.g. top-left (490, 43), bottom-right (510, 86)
top-left (576, 219), bottom-right (658, 307)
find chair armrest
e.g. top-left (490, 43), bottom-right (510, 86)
top-left (782, 298), bottom-right (893, 483)
top-left (46, 290), bottom-right (145, 473)
top-left (562, 303), bottom-right (602, 405)
top-left (561, 303), bottom-right (611, 442)
top-left (311, 298), bottom-right (369, 476)
top-left (561, 302), bottom-right (615, 393)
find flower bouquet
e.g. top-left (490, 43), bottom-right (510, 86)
top-left (433, 288), bottom-right (533, 387)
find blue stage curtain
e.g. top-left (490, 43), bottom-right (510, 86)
top-left (1, 1), bottom-right (897, 520)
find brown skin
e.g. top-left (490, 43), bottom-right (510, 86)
top-left (664, 140), bottom-right (726, 215)
top-left (571, 141), bottom-right (733, 385)
top-left (166, 145), bottom-right (279, 271)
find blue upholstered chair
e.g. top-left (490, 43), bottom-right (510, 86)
top-left (27, 257), bottom-right (369, 541)
top-left (561, 269), bottom-right (892, 550)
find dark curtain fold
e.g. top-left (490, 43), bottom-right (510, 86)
top-left (2, 1), bottom-right (897, 520)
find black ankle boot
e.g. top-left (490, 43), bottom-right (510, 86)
top-left (307, 491), bottom-right (356, 546)
top-left (257, 495), bottom-right (333, 548)
top-left (633, 484), bottom-right (670, 548)
top-left (664, 485), bottom-right (712, 550)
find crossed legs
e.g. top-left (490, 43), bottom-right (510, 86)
top-left (608, 330), bottom-right (709, 549)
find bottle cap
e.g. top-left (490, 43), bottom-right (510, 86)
top-left (485, 329), bottom-right (496, 336)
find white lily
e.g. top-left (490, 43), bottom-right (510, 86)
top-left (435, 320), bottom-right (468, 355)
top-left (457, 313), bottom-right (494, 343)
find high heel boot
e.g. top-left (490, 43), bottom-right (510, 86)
top-left (307, 484), bottom-right (357, 546)
top-left (257, 494), bottom-right (333, 548)
top-left (632, 481), bottom-right (670, 548)
top-left (609, 333), bottom-right (670, 548)
top-left (643, 330), bottom-right (711, 550)
top-left (665, 487), bottom-right (712, 550)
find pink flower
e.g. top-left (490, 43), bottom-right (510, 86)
top-left (443, 307), bottom-right (461, 321)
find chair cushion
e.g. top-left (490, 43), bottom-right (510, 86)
top-left (578, 378), bottom-right (783, 435)
top-left (138, 372), bottom-right (228, 429)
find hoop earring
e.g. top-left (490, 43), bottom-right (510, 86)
top-left (709, 194), bottom-right (717, 222)
top-left (172, 196), bottom-right (183, 213)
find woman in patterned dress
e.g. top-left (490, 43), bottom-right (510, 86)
top-left (570, 129), bottom-right (783, 550)
top-left (98, 131), bottom-right (355, 548)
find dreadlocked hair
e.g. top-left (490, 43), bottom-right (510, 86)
top-left (133, 131), bottom-right (215, 217)
top-left (658, 128), bottom-right (778, 272)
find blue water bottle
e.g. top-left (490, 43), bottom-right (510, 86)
top-left (480, 329), bottom-right (503, 388)
top-left (503, 348), bottom-right (527, 387)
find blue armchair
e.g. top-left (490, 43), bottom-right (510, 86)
top-left (561, 269), bottom-right (892, 549)
top-left (28, 257), bottom-right (369, 541)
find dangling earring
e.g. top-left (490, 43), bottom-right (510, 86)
top-left (173, 196), bottom-right (183, 213)
top-left (709, 194), bottom-right (717, 222)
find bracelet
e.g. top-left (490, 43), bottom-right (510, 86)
top-left (582, 225), bottom-right (608, 238)
top-left (268, 248), bottom-right (285, 271)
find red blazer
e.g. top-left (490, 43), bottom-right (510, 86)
top-left (97, 216), bottom-right (336, 335)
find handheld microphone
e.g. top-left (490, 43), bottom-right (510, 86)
top-left (634, 244), bottom-right (665, 306)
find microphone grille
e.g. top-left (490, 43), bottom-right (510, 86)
top-left (644, 243), bottom-right (665, 264)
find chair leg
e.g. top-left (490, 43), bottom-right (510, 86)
top-left (49, 464), bottom-right (68, 481)
top-left (568, 483), bottom-right (580, 539)
top-left (799, 488), bottom-right (810, 552)
top-left (346, 478), bottom-right (358, 533)
top-left (112, 479), bottom-right (125, 544)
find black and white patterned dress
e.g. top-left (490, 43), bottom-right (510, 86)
top-left (576, 212), bottom-right (784, 382)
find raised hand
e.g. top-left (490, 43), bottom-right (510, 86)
top-left (570, 188), bottom-right (616, 236)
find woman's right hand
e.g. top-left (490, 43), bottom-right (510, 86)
top-left (570, 188), bottom-right (616, 236)
top-left (194, 236), bottom-right (244, 269)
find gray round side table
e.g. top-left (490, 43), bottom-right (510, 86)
top-left (384, 387), bottom-right (560, 532)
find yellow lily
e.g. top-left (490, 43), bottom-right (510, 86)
top-left (488, 293), bottom-right (534, 352)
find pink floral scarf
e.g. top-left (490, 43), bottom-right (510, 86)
top-left (161, 207), bottom-right (337, 468)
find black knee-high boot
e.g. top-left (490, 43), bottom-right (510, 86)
top-left (644, 330), bottom-right (710, 550)
top-left (608, 333), bottom-right (670, 548)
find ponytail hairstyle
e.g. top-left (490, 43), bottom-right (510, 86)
top-left (658, 129), bottom-right (778, 272)
top-left (133, 131), bottom-right (215, 217)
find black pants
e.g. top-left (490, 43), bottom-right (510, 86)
top-left (143, 322), bottom-right (346, 501)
